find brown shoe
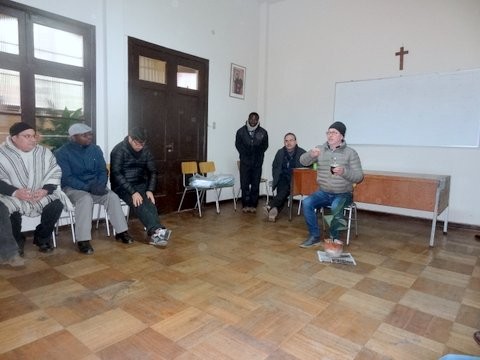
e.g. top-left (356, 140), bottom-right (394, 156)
top-left (474, 331), bottom-right (480, 346)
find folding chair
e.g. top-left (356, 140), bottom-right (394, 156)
top-left (198, 161), bottom-right (237, 212)
top-left (177, 161), bottom-right (214, 217)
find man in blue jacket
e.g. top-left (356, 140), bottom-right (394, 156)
top-left (55, 124), bottom-right (134, 254)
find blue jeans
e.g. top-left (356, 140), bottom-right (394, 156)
top-left (302, 190), bottom-right (352, 239)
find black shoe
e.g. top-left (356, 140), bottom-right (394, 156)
top-left (115, 231), bottom-right (134, 244)
top-left (475, 234), bottom-right (480, 241)
top-left (33, 236), bottom-right (54, 253)
top-left (77, 241), bottom-right (94, 255)
top-left (16, 235), bottom-right (26, 257)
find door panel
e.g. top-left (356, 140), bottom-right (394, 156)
top-left (128, 37), bottom-right (208, 213)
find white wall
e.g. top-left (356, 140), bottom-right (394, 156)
top-left (259, 0), bottom-right (480, 226)
top-left (15, 0), bottom-right (261, 182)
top-left (13, 0), bottom-right (480, 226)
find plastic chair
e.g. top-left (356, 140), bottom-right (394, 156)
top-left (235, 160), bottom-right (270, 204)
top-left (198, 161), bottom-right (237, 213)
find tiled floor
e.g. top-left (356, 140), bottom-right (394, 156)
top-left (0, 203), bottom-right (479, 359)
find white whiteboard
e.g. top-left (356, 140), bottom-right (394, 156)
top-left (333, 69), bottom-right (480, 147)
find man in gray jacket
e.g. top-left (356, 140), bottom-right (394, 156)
top-left (298, 121), bottom-right (363, 248)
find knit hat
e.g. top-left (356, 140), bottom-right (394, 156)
top-left (9, 122), bottom-right (34, 136)
top-left (130, 127), bottom-right (147, 142)
top-left (328, 121), bottom-right (346, 137)
top-left (68, 123), bottom-right (92, 136)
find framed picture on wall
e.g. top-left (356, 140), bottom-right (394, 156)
top-left (230, 63), bottom-right (246, 99)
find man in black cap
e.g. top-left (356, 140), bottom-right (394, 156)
top-left (110, 127), bottom-right (172, 247)
top-left (298, 121), bottom-right (364, 248)
top-left (0, 122), bottom-right (72, 257)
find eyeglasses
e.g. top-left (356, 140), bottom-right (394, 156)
top-left (132, 138), bottom-right (146, 147)
top-left (17, 134), bottom-right (38, 140)
top-left (326, 131), bottom-right (340, 136)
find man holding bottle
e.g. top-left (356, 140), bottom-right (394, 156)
top-left (298, 121), bottom-right (364, 248)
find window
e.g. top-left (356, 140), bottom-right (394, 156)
top-left (177, 65), bottom-right (198, 90)
top-left (0, 2), bottom-right (95, 149)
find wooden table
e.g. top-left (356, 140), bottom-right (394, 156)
top-left (288, 169), bottom-right (450, 247)
top-left (354, 171), bottom-right (450, 247)
top-left (288, 168), bottom-right (318, 221)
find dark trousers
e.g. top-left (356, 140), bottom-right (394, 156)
top-left (11, 199), bottom-right (63, 245)
top-left (117, 190), bottom-right (162, 235)
top-left (0, 202), bottom-right (19, 261)
top-left (269, 176), bottom-right (290, 212)
top-left (239, 163), bottom-right (262, 208)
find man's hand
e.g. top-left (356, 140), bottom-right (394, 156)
top-left (89, 183), bottom-right (108, 196)
top-left (31, 189), bottom-right (48, 201)
top-left (14, 188), bottom-right (33, 201)
top-left (146, 191), bottom-right (155, 204)
top-left (132, 192), bottom-right (143, 207)
top-left (309, 148), bottom-right (320, 158)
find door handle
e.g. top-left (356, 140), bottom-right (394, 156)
top-left (166, 143), bottom-right (174, 153)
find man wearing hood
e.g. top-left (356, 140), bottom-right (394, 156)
top-left (235, 112), bottom-right (269, 213)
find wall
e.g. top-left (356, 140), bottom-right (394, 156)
top-left (259, 0), bottom-right (480, 226)
top-left (11, 0), bottom-right (480, 226)
top-left (14, 0), bottom-right (261, 184)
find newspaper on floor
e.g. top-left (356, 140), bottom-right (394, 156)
top-left (317, 251), bottom-right (356, 265)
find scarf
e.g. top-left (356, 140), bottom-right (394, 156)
top-left (0, 137), bottom-right (73, 216)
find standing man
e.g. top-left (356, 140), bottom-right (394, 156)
top-left (0, 122), bottom-right (71, 254)
top-left (55, 123), bottom-right (134, 254)
top-left (298, 121), bottom-right (363, 248)
top-left (110, 127), bottom-right (172, 247)
top-left (235, 112), bottom-right (268, 213)
top-left (264, 132), bottom-right (306, 222)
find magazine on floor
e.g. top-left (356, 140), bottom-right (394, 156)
top-left (317, 251), bottom-right (357, 265)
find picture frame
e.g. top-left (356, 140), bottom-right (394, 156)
top-left (229, 63), bottom-right (246, 99)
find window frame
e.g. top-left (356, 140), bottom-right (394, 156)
top-left (0, 0), bottom-right (96, 141)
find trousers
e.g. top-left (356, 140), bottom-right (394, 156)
top-left (64, 188), bottom-right (128, 242)
top-left (302, 190), bottom-right (352, 239)
top-left (116, 189), bottom-right (163, 234)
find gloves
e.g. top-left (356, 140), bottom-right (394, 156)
top-left (89, 183), bottom-right (108, 196)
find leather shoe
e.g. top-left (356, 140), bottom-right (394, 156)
top-left (115, 231), bottom-right (134, 244)
top-left (77, 241), bottom-right (94, 255)
top-left (16, 235), bottom-right (26, 257)
top-left (33, 236), bottom-right (53, 253)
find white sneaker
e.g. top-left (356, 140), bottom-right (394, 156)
top-left (149, 228), bottom-right (172, 247)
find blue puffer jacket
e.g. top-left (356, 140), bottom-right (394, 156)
top-left (55, 140), bottom-right (108, 191)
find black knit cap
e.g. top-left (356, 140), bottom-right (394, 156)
top-left (328, 121), bottom-right (346, 137)
top-left (130, 127), bottom-right (147, 142)
top-left (9, 122), bottom-right (34, 136)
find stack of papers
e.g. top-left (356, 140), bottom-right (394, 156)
top-left (317, 251), bottom-right (356, 265)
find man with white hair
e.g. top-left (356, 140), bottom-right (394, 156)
top-left (55, 123), bottom-right (134, 254)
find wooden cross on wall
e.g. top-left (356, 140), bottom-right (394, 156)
top-left (395, 46), bottom-right (409, 70)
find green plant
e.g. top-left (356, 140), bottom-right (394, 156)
top-left (38, 107), bottom-right (84, 151)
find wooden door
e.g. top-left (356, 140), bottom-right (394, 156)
top-left (128, 37), bottom-right (208, 213)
